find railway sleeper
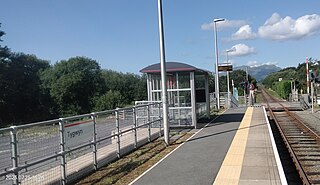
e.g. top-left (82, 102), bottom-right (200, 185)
top-left (278, 127), bottom-right (299, 131)
top-left (298, 157), bottom-right (320, 161)
top-left (287, 139), bottom-right (312, 142)
top-left (296, 154), bottom-right (320, 158)
top-left (291, 144), bottom-right (318, 147)
top-left (305, 166), bottom-right (320, 174)
top-left (294, 148), bottom-right (320, 152)
top-left (289, 138), bottom-right (316, 142)
top-left (308, 176), bottom-right (320, 184)
top-left (283, 129), bottom-right (305, 132)
top-left (290, 142), bottom-right (317, 145)
top-left (286, 135), bottom-right (310, 138)
top-left (284, 132), bottom-right (305, 134)
top-left (288, 137), bottom-right (316, 140)
top-left (302, 161), bottom-right (320, 166)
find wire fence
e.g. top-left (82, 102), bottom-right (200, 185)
top-left (0, 102), bottom-right (162, 185)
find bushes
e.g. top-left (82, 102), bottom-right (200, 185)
top-left (272, 80), bottom-right (291, 99)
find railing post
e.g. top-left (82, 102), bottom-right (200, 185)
top-left (91, 113), bottom-right (98, 170)
top-left (115, 108), bottom-right (121, 158)
top-left (147, 105), bottom-right (151, 142)
top-left (10, 126), bottom-right (19, 185)
top-left (59, 118), bottom-right (67, 185)
top-left (158, 103), bottom-right (162, 137)
top-left (132, 107), bottom-right (138, 149)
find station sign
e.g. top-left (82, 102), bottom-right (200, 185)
top-left (218, 64), bottom-right (233, 71)
top-left (64, 120), bottom-right (94, 148)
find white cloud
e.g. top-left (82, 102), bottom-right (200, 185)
top-left (228, 44), bottom-right (256, 57)
top-left (231, 25), bottom-right (257, 40)
top-left (201, 19), bottom-right (247, 30)
top-left (247, 61), bottom-right (259, 66)
top-left (222, 59), bottom-right (236, 65)
top-left (264, 61), bottom-right (279, 66)
top-left (247, 61), bottom-right (279, 67)
top-left (258, 13), bottom-right (320, 40)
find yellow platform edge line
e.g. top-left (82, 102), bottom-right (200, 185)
top-left (213, 107), bottom-right (253, 185)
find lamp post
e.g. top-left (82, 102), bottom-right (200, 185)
top-left (290, 78), bottom-right (293, 94)
top-left (225, 48), bottom-right (235, 108)
top-left (157, 0), bottom-right (169, 145)
top-left (213, 18), bottom-right (225, 110)
top-left (306, 57), bottom-right (309, 94)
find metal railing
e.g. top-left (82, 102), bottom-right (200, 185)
top-left (299, 94), bottom-right (310, 110)
top-left (0, 102), bottom-right (162, 185)
top-left (230, 95), bottom-right (239, 108)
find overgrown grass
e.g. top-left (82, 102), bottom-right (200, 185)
top-left (255, 91), bottom-right (263, 103)
top-left (265, 88), bottom-right (282, 100)
top-left (75, 132), bottom-right (193, 185)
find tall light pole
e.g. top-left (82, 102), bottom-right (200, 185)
top-left (213, 18), bottom-right (225, 110)
top-left (157, 0), bottom-right (169, 145)
top-left (306, 57), bottom-right (309, 94)
top-left (225, 48), bottom-right (235, 108)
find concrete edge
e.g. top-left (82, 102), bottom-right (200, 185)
top-left (128, 109), bottom-right (227, 185)
top-left (262, 106), bottom-right (288, 185)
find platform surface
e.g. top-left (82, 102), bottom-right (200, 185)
top-left (130, 106), bottom-right (285, 185)
top-left (214, 107), bottom-right (284, 185)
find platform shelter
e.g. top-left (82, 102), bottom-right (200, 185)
top-left (140, 62), bottom-right (210, 128)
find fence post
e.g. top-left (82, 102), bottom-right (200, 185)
top-left (10, 126), bottom-right (19, 185)
top-left (115, 108), bottom-right (121, 158)
top-left (91, 113), bottom-right (98, 171)
top-left (132, 107), bottom-right (137, 149)
top-left (59, 118), bottom-right (67, 185)
top-left (147, 105), bottom-right (151, 142)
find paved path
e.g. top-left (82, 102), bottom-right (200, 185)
top-left (214, 107), bottom-right (285, 184)
top-left (130, 107), bottom-right (246, 185)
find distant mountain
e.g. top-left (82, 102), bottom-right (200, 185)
top-left (234, 64), bottom-right (282, 82)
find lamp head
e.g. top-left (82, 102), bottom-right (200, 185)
top-left (213, 18), bottom-right (225, 23)
top-left (226, 48), bottom-right (236, 53)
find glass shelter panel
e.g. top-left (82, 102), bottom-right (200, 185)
top-left (178, 72), bottom-right (190, 89)
top-left (148, 71), bottom-right (195, 127)
top-left (195, 74), bottom-right (206, 103)
top-left (195, 74), bottom-right (205, 89)
top-left (151, 74), bottom-right (161, 90)
top-left (167, 73), bottom-right (177, 89)
top-left (152, 91), bottom-right (161, 101)
top-left (167, 90), bottom-right (191, 107)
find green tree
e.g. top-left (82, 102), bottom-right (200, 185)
top-left (229, 70), bottom-right (255, 96)
top-left (273, 80), bottom-right (291, 99)
top-left (0, 23), bottom-right (10, 62)
top-left (208, 70), bottom-right (255, 96)
top-left (94, 90), bottom-right (124, 111)
top-left (0, 53), bottom-right (50, 125)
top-left (262, 58), bottom-right (320, 98)
top-left (41, 57), bottom-right (105, 116)
top-left (0, 23), bottom-right (10, 115)
top-left (262, 67), bottom-right (297, 89)
top-left (101, 70), bottom-right (147, 105)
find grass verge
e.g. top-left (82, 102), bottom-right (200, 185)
top-left (75, 132), bottom-right (193, 185)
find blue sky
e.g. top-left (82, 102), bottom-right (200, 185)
top-left (1, 0), bottom-right (320, 74)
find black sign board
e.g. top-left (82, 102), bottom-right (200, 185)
top-left (218, 64), bottom-right (233, 71)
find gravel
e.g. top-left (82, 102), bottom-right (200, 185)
top-left (293, 108), bottom-right (320, 134)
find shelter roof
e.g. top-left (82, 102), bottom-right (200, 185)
top-left (140, 62), bottom-right (210, 74)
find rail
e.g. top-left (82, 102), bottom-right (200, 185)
top-left (0, 102), bottom-right (163, 185)
top-left (262, 88), bottom-right (320, 184)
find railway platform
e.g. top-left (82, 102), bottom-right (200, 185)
top-left (130, 106), bottom-right (287, 185)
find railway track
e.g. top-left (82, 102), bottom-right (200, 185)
top-left (261, 88), bottom-right (320, 184)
